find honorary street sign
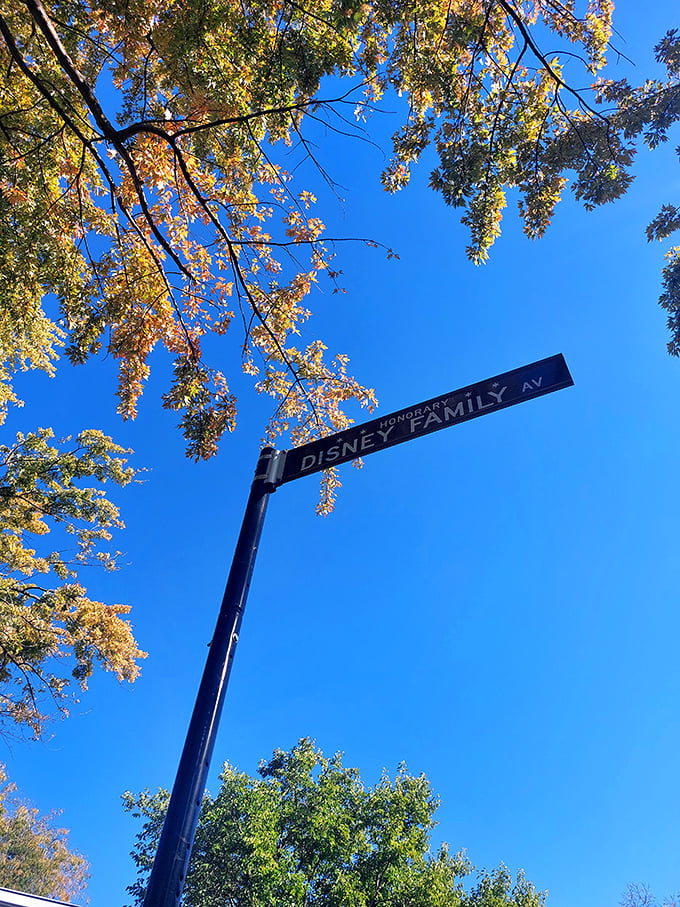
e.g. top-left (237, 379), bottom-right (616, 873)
top-left (146, 353), bottom-right (573, 907)
top-left (280, 354), bottom-right (573, 485)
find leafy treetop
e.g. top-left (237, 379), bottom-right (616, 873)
top-left (124, 737), bottom-right (545, 907)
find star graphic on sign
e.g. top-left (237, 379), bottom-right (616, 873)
top-left (492, 382), bottom-right (500, 389)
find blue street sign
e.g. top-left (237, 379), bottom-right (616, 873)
top-left (280, 354), bottom-right (573, 484)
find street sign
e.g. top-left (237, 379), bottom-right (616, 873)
top-left (145, 352), bottom-right (573, 907)
top-left (280, 353), bottom-right (573, 484)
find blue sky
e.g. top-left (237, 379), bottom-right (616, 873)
top-left (3, 2), bottom-right (680, 905)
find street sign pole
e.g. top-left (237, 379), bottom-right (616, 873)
top-left (142, 354), bottom-right (573, 907)
top-left (142, 447), bottom-right (285, 907)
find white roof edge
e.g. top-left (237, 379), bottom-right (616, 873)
top-left (0, 888), bottom-right (84, 907)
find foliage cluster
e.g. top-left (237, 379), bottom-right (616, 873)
top-left (3, 0), bottom-right (680, 501)
top-left (0, 763), bottom-right (88, 900)
top-left (125, 738), bottom-right (545, 907)
top-left (0, 427), bottom-right (145, 738)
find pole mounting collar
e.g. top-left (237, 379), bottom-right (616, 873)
top-left (254, 447), bottom-right (286, 490)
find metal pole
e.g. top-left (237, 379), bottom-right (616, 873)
top-left (142, 447), bottom-right (285, 907)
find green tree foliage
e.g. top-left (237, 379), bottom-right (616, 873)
top-left (0, 427), bottom-right (146, 738)
top-left (124, 738), bottom-right (545, 907)
top-left (0, 763), bottom-right (88, 900)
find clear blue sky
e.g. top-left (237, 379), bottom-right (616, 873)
top-left (3, 2), bottom-right (680, 905)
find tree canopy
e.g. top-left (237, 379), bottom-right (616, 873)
top-left (2, 0), bottom-right (679, 509)
top-left (124, 738), bottom-right (545, 907)
top-left (0, 763), bottom-right (88, 900)
top-left (0, 0), bottom-right (677, 728)
top-left (0, 427), bottom-right (145, 738)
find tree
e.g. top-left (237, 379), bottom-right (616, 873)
top-left (0, 427), bottom-right (146, 738)
top-left (620, 884), bottom-right (680, 907)
top-left (0, 4), bottom-right (664, 467)
top-left (124, 737), bottom-right (545, 907)
top-left (544, 28), bottom-right (680, 354)
top-left (0, 763), bottom-right (88, 900)
top-left (2, 2), bottom-right (680, 513)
